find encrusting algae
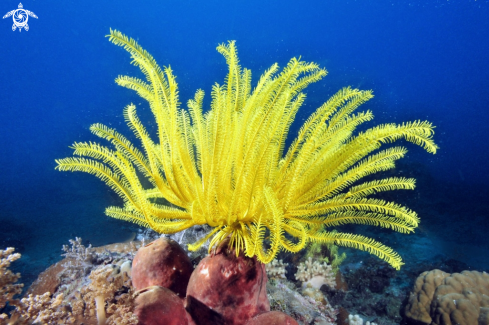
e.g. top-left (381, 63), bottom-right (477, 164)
top-left (55, 29), bottom-right (437, 270)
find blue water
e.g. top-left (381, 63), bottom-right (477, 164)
top-left (1, 0), bottom-right (489, 285)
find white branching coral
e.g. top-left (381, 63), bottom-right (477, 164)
top-left (266, 259), bottom-right (288, 279)
top-left (14, 292), bottom-right (76, 324)
top-left (62, 237), bottom-right (94, 261)
top-left (0, 247), bottom-right (23, 320)
top-left (73, 264), bottom-right (137, 325)
top-left (1, 248), bottom-right (76, 324)
top-left (348, 314), bottom-right (377, 325)
top-left (295, 257), bottom-right (335, 289)
top-left (60, 237), bottom-right (97, 280)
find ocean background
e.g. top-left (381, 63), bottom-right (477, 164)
top-left (1, 0), bottom-right (488, 288)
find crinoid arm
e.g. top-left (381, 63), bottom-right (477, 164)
top-left (56, 30), bottom-right (437, 269)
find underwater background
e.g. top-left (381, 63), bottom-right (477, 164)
top-left (1, 0), bottom-right (489, 300)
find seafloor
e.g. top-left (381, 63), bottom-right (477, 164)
top-left (1, 159), bottom-right (489, 324)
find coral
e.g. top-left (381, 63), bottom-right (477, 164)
top-left (56, 29), bottom-right (437, 269)
top-left (348, 314), bottom-right (362, 325)
top-left (105, 286), bottom-right (138, 325)
top-left (106, 305), bottom-right (138, 325)
top-left (12, 292), bottom-right (76, 324)
top-left (295, 257), bottom-right (335, 290)
top-left (404, 269), bottom-right (489, 325)
top-left (186, 242), bottom-right (269, 325)
top-left (1, 249), bottom-right (70, 325)
top-left (0, 248), bottom-right (23, 323)
top-left (3, 292), bottom-right (77, 325)
top-left (75, 264), bottom-right (135, 325)
top-left (1, 248), bottom-right (79, 324)
top-left (53, 237), bottom-right (138, 305)
top-left (62, 237), bottom-right (96, 263)
top-left (60, 262), bottom-right (136, 325)
top-left (120, 260), bottom-right (132, 277)
top-left (304, 229), bottom-right (346, 275)
top-left (266, 259), bottom-right (288, 279)
top-left (0, 248), bottom-right (23, 313)
top-left (267, 278), bottom-right (337, 324)
top-left (347, 314), bottom-right (377, 325)
top-left (404, 269), bottom-right (450, 324)
top-left (92, 240), bottom-right (141, 255)
top-left (245, 311), bottom-right (299, 325)
top-left (59, 237), bottom-right (101, 283)
top-left (293, 257), bottom-right (336, 310)
top-left (131, 237), bottom-right (193, 296)
top-left (26, 259), bottom-right (69, 297)
top-left (1, 243), bottom-right (137, 325)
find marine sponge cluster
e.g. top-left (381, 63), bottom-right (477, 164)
top-left (404, 269), bottom-right (489, 325)
top-left (129, 237), bottom-right (333, 324)
top-left (2, 237), bottom-right (338, 325)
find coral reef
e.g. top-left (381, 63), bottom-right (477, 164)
top-left (79, 264), bottom-right (138, 325)
top-left (304, 230), bottom-right (346, 275)
top-left (12, 293), bottom-right (76, 324)
top-left (266, 259), bottom-right (288, 280)
top-left (403, 269), bottom-right (449, 324)
top-left (0, 247), bottom-right (23, 321)
top-left (295, 257), bottom-right (335, 290)
top-left (0, 248), bottom-right (78, 324)
top-left (403, 269), bottom-right (489, 325)
top-left (5, 233), bottom-right (442, 325)
top-left (27, 258), bottom-right (71, 297)
top-left (60, 237), bottom-right (97, 280)
top-left (0, 242), bottom-right (138, 325)
top-left (324, 257), bottom-right (403, 325)
top-left (7, 235), bottom-right (341, 324)
top-left (267, 278), bottom-right (337, 324)
top-left (347, 314), bottom-right (377, 325)
top-left (79, 265), bottom-right (128, 323)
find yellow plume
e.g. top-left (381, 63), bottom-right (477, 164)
top-left (55, 30), bottom-right (438, 269)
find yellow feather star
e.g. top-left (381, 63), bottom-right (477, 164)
top-left (55, 29), bottom-right (438, 269)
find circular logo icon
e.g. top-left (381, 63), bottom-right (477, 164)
top-left (3, 3), bottom-right (38, 32)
